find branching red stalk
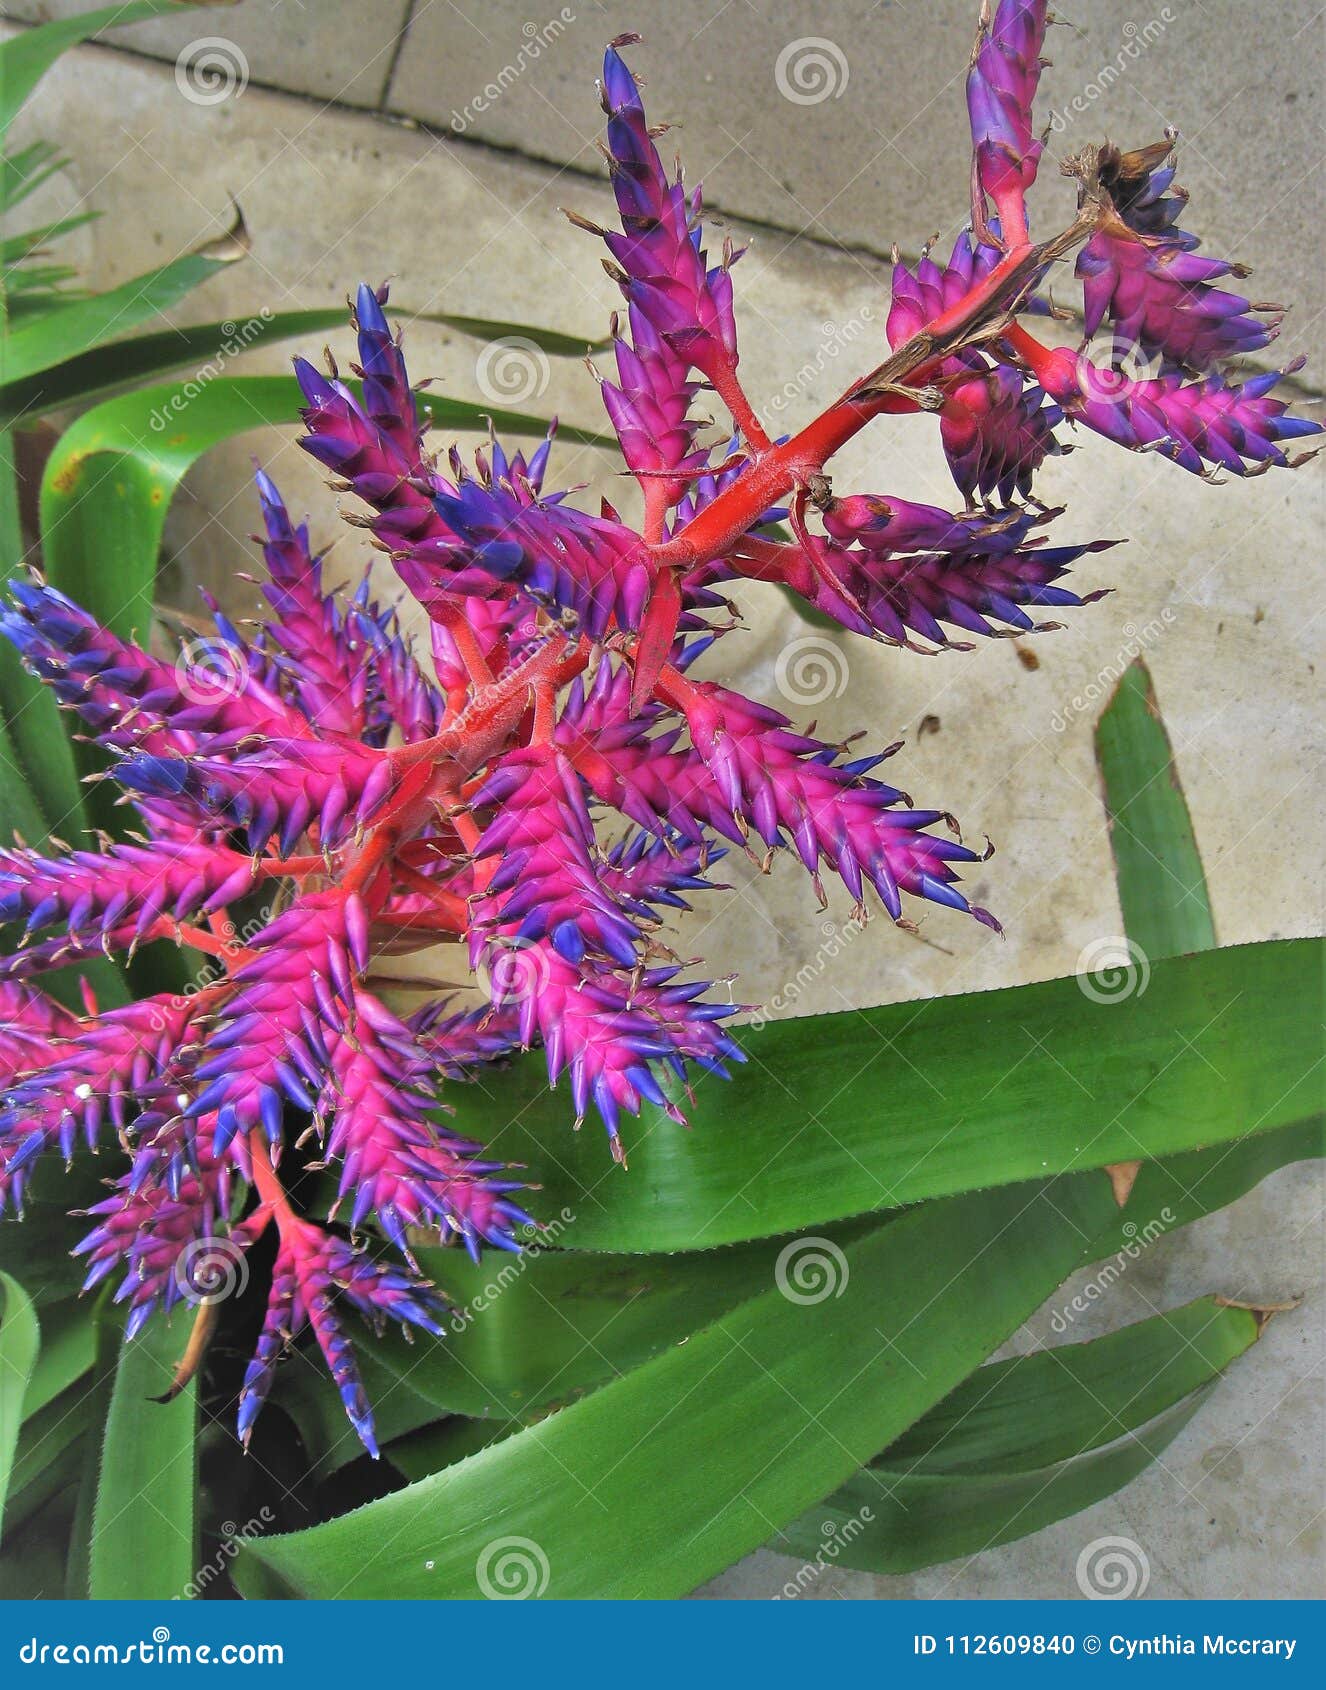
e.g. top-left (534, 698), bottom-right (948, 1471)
top-left (651, 232), bottom-right (1075, 570)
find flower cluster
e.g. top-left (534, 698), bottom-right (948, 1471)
top-left (0, 6), bottom-right (1316, 1452)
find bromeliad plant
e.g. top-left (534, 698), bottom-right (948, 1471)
top-left (0, 4), bottom-right (1321, 1598)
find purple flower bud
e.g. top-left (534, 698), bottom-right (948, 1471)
top-left (1038, 347), bottom-right (1322, 475)
top-left (594, 44), bottom-right (741, 385)
top-left (966, 0), bottom-right (1048, 243)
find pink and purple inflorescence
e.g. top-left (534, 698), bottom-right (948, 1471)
top-left (1, 5), bottom-right (1317, 1453)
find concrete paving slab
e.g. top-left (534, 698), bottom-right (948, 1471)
top-left (1, 0), bottom-right (413, 108)
top-left (386, 0), bottom-right (1325, 335)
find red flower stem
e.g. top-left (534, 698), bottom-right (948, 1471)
top-left (252, 854), bottom-right (326, 879)
top-left (708, 362), bottom-right (772, 452)
top-left (173, 920), bottom-right (253, 964)
top-left (654, 658), bottom-right (704, 716)
top-left (720, 535), bottom-right (798, 580)
top-left (653, 226), bottom-right (1089, 571)
top-left (992, 185), bottom-right (1029, 253)
top-left (389, 636), bottom-right (589, 775)
top-left (642, 479), bottom-right (671, 546)
top-left (439, 606), bottom-right (496, 688)
top-left (343, 821), bottom-right (404, 897)
top-left (447, 806), bottom-right (497, 897)
top-left (452, 811), bottom-right (482, 851)
top-left (531, 679), bottom-right (557, 744)
top-left (787, 486), bottom-right (816, 553)
top-left (248, 1132), bottom-right (296, 1228)
top-left (391, 864), bottom-right (469, 925)
top-left (999, 322), bottom-right (1062, 386)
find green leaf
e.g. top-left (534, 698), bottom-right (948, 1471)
top-left (87, 1317), bottom-right (197, 1599)
top-left (0, 419), bottom-right (17, 562)
top-left (234, 1175), bottom-right (1119, 1599)
top-left (0, 418), bottom-right (83, 839)
top-left (413, 313), bottom-right (608, 357)
top-left (1095, 659), bottom-right (1215, 960)
top-left (764, 1114), bottom-right (1321, 1573)
top-left (367, 1214), bottom-right (885, 1422)
top-left (39, 376), bottom-right (309, 645)
top-left (0, 1160), bottom-right (117, 1307)
top-left (1, 306), bottom-right (607, 427)
top-left (1085, 652), bottom-right (1320, 1236)
top-left (0, 1), bottom-right (187, 140)
top-left (0, 1272), bottom-right (40, 1536)
top-left (0, 632), bottom-right (91, 846)
top-left (0, 702), bottom-right (60, 845)
top-left (18, 1299), bottom-right (94, 1425)
top-left (4, 1376), bottom-right (97, 1539)
top-left (39, 375), bottom-right (609, 645)
top-left (0, 1489), bottom-right (75, 1596)
top-left (274, 1344), bottom-right (441, 1482)
top-left (782, 1392), bottom-right (1209, 1580)
top-left (886, 1295), bottom-right (1258, 1474)
top-left (0, 142), bottom-right (67, 215)
top-left (1099, 1113), bottom-right (1324, 1257)
top-left (450, 938), bottom-right (1322, 1251)
top-left (3, 1308), bottom-right (105, 1545)
top-left (772, 1297), bottom-right (1259, 1574)
top-left (2, 1296), bottom-right (99, 1536)
top-left (279, 1218), bottom-right (889, 1475)
top-left (2, 211), bottom-right (99, 268)
top-left (386, 1415), bottom-right (510, 1482)
top-left (2, 308), bottom-right (346, 425)
top-left (61, 1299), bottom-right (117, 1600)
top-left (289, 1113), bottom-right (1326, 1485)
top-left (0, 225), bottom-right (249, 390)
top-left (2, 263), bottom-right (80, 298)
